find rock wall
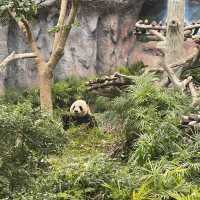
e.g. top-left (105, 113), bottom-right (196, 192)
top-left (0, 0), bottom-right (199, 90)
top-left (0, 0), bottom-right (144, 90)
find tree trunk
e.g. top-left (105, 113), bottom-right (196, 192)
top-left (38, 63), bottom-right (53, 113)
top-left (165, 0), bottom-right (185, 68)
top-left (11, 0), bottom-right (79, 114)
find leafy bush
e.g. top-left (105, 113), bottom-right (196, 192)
top-left (130, 158), bottom-right (200, 200)
top-left (94, 96), bottom-right (111, 113)
top-left (0, 0), bottom-right (37, 21)
top-left (1, 77), bottom-right (97, 113)
top-left (52, 77), bottom-right (88, 110)
top-left (101, 73), bottom-right (200, 199)
top-left (117, 62), bottom-right (146, 76)
top-left (105, 73), bottom-right (191, 161)
top-left (2, 74), bottom-right (200, 200)
top-left (14, 154), bottom-right (133, 200)
top-left (0, 88), bottom-right (40, 107)
top-left (0, 102), bottom-right (66, 198)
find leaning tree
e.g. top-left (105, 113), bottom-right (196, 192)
top-left (0, 0), bottom-right (79, 113)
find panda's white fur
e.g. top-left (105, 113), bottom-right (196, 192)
top-left (70, 100), bottom-right (91, 117)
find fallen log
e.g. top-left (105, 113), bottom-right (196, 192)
top-left (86, 72), bottom-right (135, 97)
top-left (181, 114), bottom-right (200, 128)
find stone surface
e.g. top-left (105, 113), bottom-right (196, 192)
top-left (0, 0), bottom-right (199, 90)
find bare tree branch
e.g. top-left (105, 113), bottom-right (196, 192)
top-left (135, 20), bottom-right (200, 40)
top-left (184, 22), bottom-right (200, 31)
top-left (135, 20), bottom-right (166, 31)
top-left (48, 0), bottom-right (79, 68)
top-left (86, 72), bottom-right (135, 97)
top-left (9, 11), bottom-right (45, 65)
top-left (52, 0), bottom-right (68, 52)
top-left (149, 30), bottom-right (166, 41)
top-left (0, 51), bottom-right (36, 71)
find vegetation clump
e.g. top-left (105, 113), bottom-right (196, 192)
top-left (1, 73), bottom-right (200, 199)
top-left (0, 102), bottom-right (66, 198)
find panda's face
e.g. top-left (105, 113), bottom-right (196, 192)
top-left (70, 100), bottom-right (91, 117)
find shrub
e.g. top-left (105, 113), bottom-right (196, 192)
top-left (0, 88), bottom-right (40, 107)
top-left (117, 62), bottom-right (146, 76)
top-left (14, 154), bottom-right (132, 200)
top-left (1, 77), bottom-right (97, 113)
top-left (52, 77), bottom-right (88, 110)
top-left (0, 102), bottom-right (66, 198)
top-left (94, 96), bottom-right (111, 113)
top-left (130, 158), bottom-right (200, 200)
top-left (105, 73), bottom-right (191, 161)
top-left (6, 73), bottom-right (200, 200)
top-left (103, 73), bottom-right (200, 199)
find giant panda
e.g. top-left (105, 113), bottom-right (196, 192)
top-left (62, 100), bottom-right (98, 130)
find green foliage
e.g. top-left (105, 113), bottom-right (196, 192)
top-left (2, 74), bottom-right (200, 200)
top-left (101, 73), bottom-right (200, 199)
top-left (48, 25), bottom-right (61, 34)
top-left (13, 126), bottom-right (124, 200)
top-left (0, 102), bottom-right (66, 198)
top-left (117, 62), bottom-right (146, 76)
top-left (48, 19), bottom-right (80, 33)
top-left (0, 88), bottom-right (40, 107)
top-left (106, 73), bottom-right (190, 161)
top-left (94, 96), bottom-right (111, 113)
top-left (52, 77), bottom-right (88, 110)
top-left (15, 153), bottom-right (132, 200)
top-left (182, 67), bottom-right (200, 85)
top-left (0, 0), bottom-right (37, 21)
top-left (129, 153), bottom-right (200, 200)
top-left (1, 77), bottom-right (96, 112)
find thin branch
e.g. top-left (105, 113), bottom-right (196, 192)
top-left (184, 22), bottom-right (200, 31)
top-left (20, 19), bottom-right (39, 54)
top-left (86, 72), bottom-right (134, 97)
top-left (48, 0), bottom-right (79, 68)
top-left (0, 51), bottom-right (36, 71)
top-left (135, 20), bottom-right (166, 31)
top-left (149, 30), bottom-right (166, 41)
top-left (163, 63), bottom-right (183, 88)
top-left (52, 0), bottom-right (68, 52)
top-left (135, 20), bottom-right (200, 40)
top-left (9, 11), bottom-right (44, 65)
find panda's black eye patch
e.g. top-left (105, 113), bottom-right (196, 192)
top-left (73, 106), bottom-right (75, 110)
top-left (79, 106), bottom-right (83, 111)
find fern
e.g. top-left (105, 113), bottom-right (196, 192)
top-left (169, 189), bottom-right (200, 200)
top-left (132, 182), bottom-right (152, 200)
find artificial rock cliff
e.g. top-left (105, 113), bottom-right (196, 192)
top-left (0, 0), bottom-right (199, 90)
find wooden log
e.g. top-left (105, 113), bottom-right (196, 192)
top-left (165, 0), bottom-right (185, 69)
top-left (86, 72), bottom-right (135, 97)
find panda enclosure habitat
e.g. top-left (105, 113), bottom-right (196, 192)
top-left (3, 0), bottom-right (200, 199)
